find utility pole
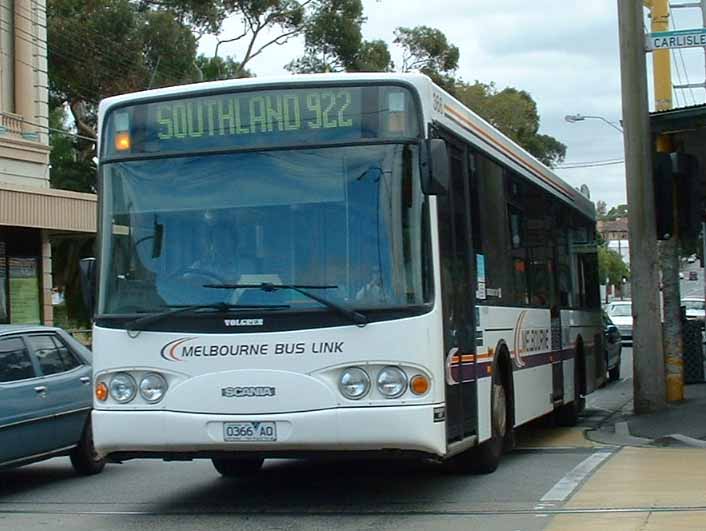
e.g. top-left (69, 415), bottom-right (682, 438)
top-left (651, 0), bottom-right (685, 402)
top-left (618, 0), bottom-right (667, 414)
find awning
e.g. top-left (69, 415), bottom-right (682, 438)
top-left (0, 183), bottom-right (96, 233)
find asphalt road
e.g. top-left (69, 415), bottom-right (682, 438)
top-left (679, 259), bottom-right (704, 299)
top-left (0, 351), bottom-right (636, 531)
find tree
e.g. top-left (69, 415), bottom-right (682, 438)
top-left (394, 26), bottom-right (459, 89)
top-left (605, 204), bottom-right (629, 220)
top-left (599, 246), bottom-right (630, 286)
top-left (455, 82), bottom-right (566, 167)
top-left (48, 0), bottom-right (199, 159)
top-left (596, 200), bottom-right (608, 219)
top-left (286, 0), bottom-right (392, 73)
top-left (194, 54), bottom-right (254, 81)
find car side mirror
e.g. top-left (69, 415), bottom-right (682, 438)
top-left (421, 139), bottom-right (449, 195)
top-left (79, 258), bottom-right (97, 318)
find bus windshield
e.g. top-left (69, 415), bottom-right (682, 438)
top-left (98, 143), bottom-right (430, 317)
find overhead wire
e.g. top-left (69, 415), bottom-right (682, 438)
top-left (557, 159), bottom-right (625, 169)
top-left (670, 6), bottom-right (699, 106)
top-left (18, 0), bottom-right (200, 86)
top-left (8, 0), bottom-right (196, 100)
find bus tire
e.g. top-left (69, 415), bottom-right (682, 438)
top-left (453, 366), bottom-right (509, 474)
top-left (70, 417), bottom-right (106, 476)
top-left (556, 345), bottom-right (585, 427)
top-left (212, 457), bottom-right (264, 477)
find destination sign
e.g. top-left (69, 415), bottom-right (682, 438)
top-left (104, 85), bottom-right (419, 156)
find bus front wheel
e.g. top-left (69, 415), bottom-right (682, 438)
top-left (451, 368), bottom-right (508, 474)
top-left (212, 457), bottom-right (264, 477)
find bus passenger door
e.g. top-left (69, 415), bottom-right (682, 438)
top-left (436, 138), bottom-right (477, 444)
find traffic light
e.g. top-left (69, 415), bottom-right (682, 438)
top-left (673, 153), bottom-right (703, 241)
top-left (653, 152), bottom-right (703, 241)
top-left (653, 152), bottom-right (674, 240)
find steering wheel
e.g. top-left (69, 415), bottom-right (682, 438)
top-left (166, 267), bottom-right (226, 285)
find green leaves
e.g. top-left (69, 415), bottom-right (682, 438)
top-left (599, 246), bottom-right (630, 286)
top-left (394, 26), bottom-right (459, 83)
top-left (455, 82), bottom-right (567, 167)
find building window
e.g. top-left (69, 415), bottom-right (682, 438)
top-left (0, 241), bottom-right (7, 323)
top-left (0, 228), bottom-right (41, 324)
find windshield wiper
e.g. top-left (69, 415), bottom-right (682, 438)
top-left (125, 302), bottom-right (290, 334)
top-left (203, 283), bottom-right (368, 327)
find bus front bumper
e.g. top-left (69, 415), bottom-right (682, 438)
top-left (92, 404), bottom-right (447, 460)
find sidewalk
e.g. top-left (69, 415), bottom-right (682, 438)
top-left (586, 378), bottom-right (706, 448)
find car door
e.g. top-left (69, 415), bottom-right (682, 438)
top-left (0, 335), bottom-right (54, 465)
top-left (24, 333), bottom-right (92, 450)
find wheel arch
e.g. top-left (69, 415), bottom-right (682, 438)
top-left (492, 340), bottom-right (516, 430)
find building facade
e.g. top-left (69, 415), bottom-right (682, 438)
top-left (0, 0), bottom-right (96, 325)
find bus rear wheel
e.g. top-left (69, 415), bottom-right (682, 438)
top-left (212, 457), bottom-right (264, 477)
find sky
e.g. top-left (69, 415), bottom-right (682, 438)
top-left (199, 1), bottom-right (706, 209)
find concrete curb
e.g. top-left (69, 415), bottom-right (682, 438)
top-left (584, 421), bottom-right (653, 447)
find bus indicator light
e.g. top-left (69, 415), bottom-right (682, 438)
top-left (115, 132), bottom-right (131, 151)
top-left (410, 374), bottom-right (430, 395)
top-left (95, 382), bottom-right (108, 401)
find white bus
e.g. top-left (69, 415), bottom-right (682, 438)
top-left (88, 73), bottom-right (603, 475)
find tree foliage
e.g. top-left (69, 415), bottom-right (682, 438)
top-left (195, 54), bottom-right (254, 81)
top-left (599, 246), bottom-right (630, 286)
top-left (604, 204), bottom-right (629, 220)
top-left (48, 0), bottom-right (199, 128)
top-left (287, 0), bottom-right (392, 73)
top-left (454, 82), bottom-right (566, 167)
top-left (394, 26), bottom-right (458, 89)
top-left (596, 200), bottom-right (608, 219)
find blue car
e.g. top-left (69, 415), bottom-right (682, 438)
top-left (0, 325), bottom-right (105, 475)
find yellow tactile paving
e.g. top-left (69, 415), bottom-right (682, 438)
top-left (547, 511), bottom-right (706, 530)
top-left (515, 426), bottom-right (598, 448)
top-left (565, 447), bottom-right (706, 509)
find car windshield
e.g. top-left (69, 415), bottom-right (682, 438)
top-left (609, 304), bottom-right (632, 317)
top-left (683, 300), bottom-right (705, 311)
top-left (98, 144), bottom-right (430, 316)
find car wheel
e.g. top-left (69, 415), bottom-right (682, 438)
top-left (212, 457), bottom-right (264, 477)
top-left (70, 417), bottom-right (106, 476)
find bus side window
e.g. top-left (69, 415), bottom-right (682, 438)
top-left (471, 153), bottom-right (511, 305)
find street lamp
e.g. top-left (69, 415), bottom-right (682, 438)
top-left (564, 113), bottom-right (624, 134)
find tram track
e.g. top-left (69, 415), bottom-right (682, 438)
top-left (1, 504), bottom-right (706, 517)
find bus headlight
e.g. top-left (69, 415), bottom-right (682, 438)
top-left (109, 373), bottom-right (137, 403)
top-left (376, 366), bottom-right (407, 398)
top-left (338, 367), bottom-right (370, 400)
top-left (139, 373), bottom-right (168, 403)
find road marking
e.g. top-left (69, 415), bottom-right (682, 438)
top-left (540, 451), bottom-right (612, 502)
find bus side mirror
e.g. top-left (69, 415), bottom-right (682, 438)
top-left (79, 258), bottom-right (97, 318)
top-left (421, 139), bottom-right (450, 195)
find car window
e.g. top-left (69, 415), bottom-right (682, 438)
top-left (609, 304), bottom-right (632, 317)
top-left (0, 336), bottom-right (36, 382)
top-left (51, 335), bottom-right (81, 371)
top-left (26, 334), bottom-right (81, 376)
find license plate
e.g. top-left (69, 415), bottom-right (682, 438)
top-left (223, 422), bottom-right (277, 442)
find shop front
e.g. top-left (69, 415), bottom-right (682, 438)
top-left (0, 183), bottom-right (96, 325)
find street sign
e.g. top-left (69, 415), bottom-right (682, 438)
top-left (647, 28), bottom-right (706, 51)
